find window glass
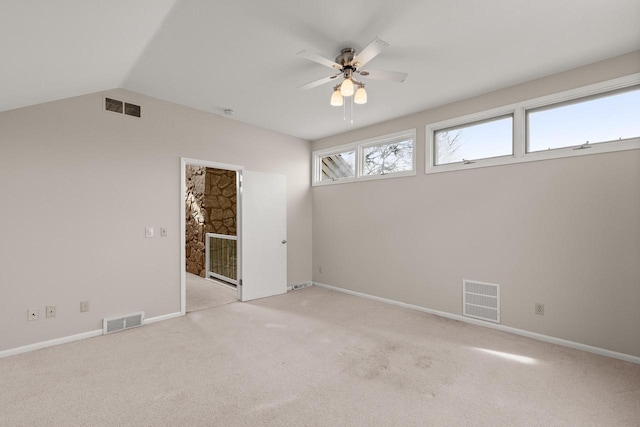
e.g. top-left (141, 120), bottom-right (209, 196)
top-left (313, 129), bottom-right (416, 185)
top-left (320, 151), bottom-right (355, 181)
top-left (363, 139), bottom-right (413, 176)
top-left (527, 86), bottom-right (640, 152)
top-left (434, 116), bottom-right (513, 165)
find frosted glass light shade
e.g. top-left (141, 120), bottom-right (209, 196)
top-left (354, 86), bottom-right (367, 104)
top-left (340, 78), bottom-right (354, 97)
top-left (330, 89), bottom-right (343, 106)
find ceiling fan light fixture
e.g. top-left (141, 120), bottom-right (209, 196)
top-left (354, 85), bottom-right (367, 104)
top-left (340, 78), bottom-right (354, 97)
top-left (297, 37), bottom-right (407, 117)
top-left (330, 87), bottom-right (344, 106)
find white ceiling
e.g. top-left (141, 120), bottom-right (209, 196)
top-left (2, 0), bottom-right (639, 141)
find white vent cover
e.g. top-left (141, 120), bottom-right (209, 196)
top-left (291, 282), bottom-right (312, 291)
top-left (103, 311), bottom-right (145, 335)
top-left (463, 280), bottom-right (500, 323)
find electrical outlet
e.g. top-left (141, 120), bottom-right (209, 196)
top-left (27, 308), bottom-right (39, 321)
top-left (46, 305), bottom-right (56, 318)
top-left (535, 303), bottom-right (544, 315)
top-left (80, 300), bottom-right (90, 312)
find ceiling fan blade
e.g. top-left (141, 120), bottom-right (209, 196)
top-left (353, 37), bottom-right (389, 68)
top-left (297, 50), bottom-right (342, 70)
top-left (297, 73), bottom-right (341, 90)
top-left (358, 69), bottom-right (408, 83)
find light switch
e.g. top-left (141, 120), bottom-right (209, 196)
top-left (160, 227), bottom-right (167, 237)
top-left (145, 226), bottom-right (154, 238)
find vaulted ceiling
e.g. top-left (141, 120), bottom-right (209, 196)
top-left (2, 0), bottom-right (639, 140)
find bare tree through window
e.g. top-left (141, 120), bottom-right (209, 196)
top-left (435, 130), bottom-right (463, 165)
top-left (434, 115), bottom-right (512, 165)
top-left (363, 140), bottom-right (413, 175)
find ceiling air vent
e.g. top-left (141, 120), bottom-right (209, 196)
top-left (103, 311), bottom-right (145, 334)
top-left (104, 97), bottom-right (141, 118)
top-left (463, 280), bottom-right (500, 323)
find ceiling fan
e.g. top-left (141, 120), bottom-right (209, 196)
top-left (297, 37), bottom-right (408, 107)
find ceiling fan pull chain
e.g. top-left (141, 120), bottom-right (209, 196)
top-left (343, 97), bottom-right (346, 121)
top-left (350, 97), bottom-right (354, 124)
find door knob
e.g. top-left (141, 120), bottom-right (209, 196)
top-left (282, 240), bottom-right (287, 244)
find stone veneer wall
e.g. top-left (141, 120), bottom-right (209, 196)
top-left (204, 168), bottom-right (237, 236)
top-left (185, 166), bottom-right (237, 277)
top-left (185, 165), bottom-right (206, 276)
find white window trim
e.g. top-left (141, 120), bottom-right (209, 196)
top-left (426, 73), bottom-right (640, 174)
top-left (313, 129), bottom-right (417, 186)
top-left (312, 145), bottom-right (358, 184)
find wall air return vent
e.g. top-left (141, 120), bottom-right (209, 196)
top-left (103, 311), bottom-right (145, 335)
top-left (104, 97), bottom-right (141, 118)
top-left (463, 280), bottom-right (500, 323)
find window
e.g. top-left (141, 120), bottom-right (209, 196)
top-left (527, 86), bottom-right (640, 152)
top-left (427, 74), bottom-right (640, 173)
top-left (362, 138), bottom-right (413, 176)
top-left (313, 129), bottom-right (416, 185)
top-left (320, 150), bottom-right (355, 182)
top-left (434, 115), bottom-right (513, 165)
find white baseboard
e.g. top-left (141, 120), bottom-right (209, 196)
top-left (1, 311), bottom-right (184, 359)
top-left (0, 329), bottom-right (103, 359)
top-left (144, 311), bottom-right (182, 325)
top-left (313, 282), bottom-right (640, 365)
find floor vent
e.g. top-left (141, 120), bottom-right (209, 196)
top-left (463, 280), bottom-right (500, 323)
top-left (103, 311), bottom-right (145, 335)
top-left (290, 282), bottom-right (312, 291)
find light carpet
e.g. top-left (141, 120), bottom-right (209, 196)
top-left (186, 272), bottom-right (237, 312)
top-left (1, 286), bottom-right (639, 426)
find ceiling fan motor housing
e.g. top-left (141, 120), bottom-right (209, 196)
top-left (336, 48), bottom-right (357, 68)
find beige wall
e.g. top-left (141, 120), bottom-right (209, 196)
top-left (0, 89), bottom-right (312, 351)
top-left (311, 51), bottom-right (640, 357)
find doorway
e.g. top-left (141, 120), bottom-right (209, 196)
top-left (185, 166), bottom-right (238, 284)
top-left (180, 158), bottom-right (288, 315)
top-left (181, 159), bottom-right (243, 314)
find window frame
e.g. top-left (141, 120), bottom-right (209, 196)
top-left (313, 129), bottom-right (417, 186)
top-left (525, 85), bottom-right (640, 153)
top-left (433, 113), bottom-right (515, 166)
top-left (317, 149), bottom-right (357, 183)
top-left (426, 73), bottom-right (640, 174)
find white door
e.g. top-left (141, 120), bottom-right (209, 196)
top-left (239, 170), bottom-right (287, 301)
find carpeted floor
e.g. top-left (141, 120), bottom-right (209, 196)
top-left (186, 272), bottom-right (237, 312)
top-left (1, 286), bottom-right (639, 426)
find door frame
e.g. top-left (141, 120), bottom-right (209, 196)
top-left (180, 157), bottom-right (244, 315)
